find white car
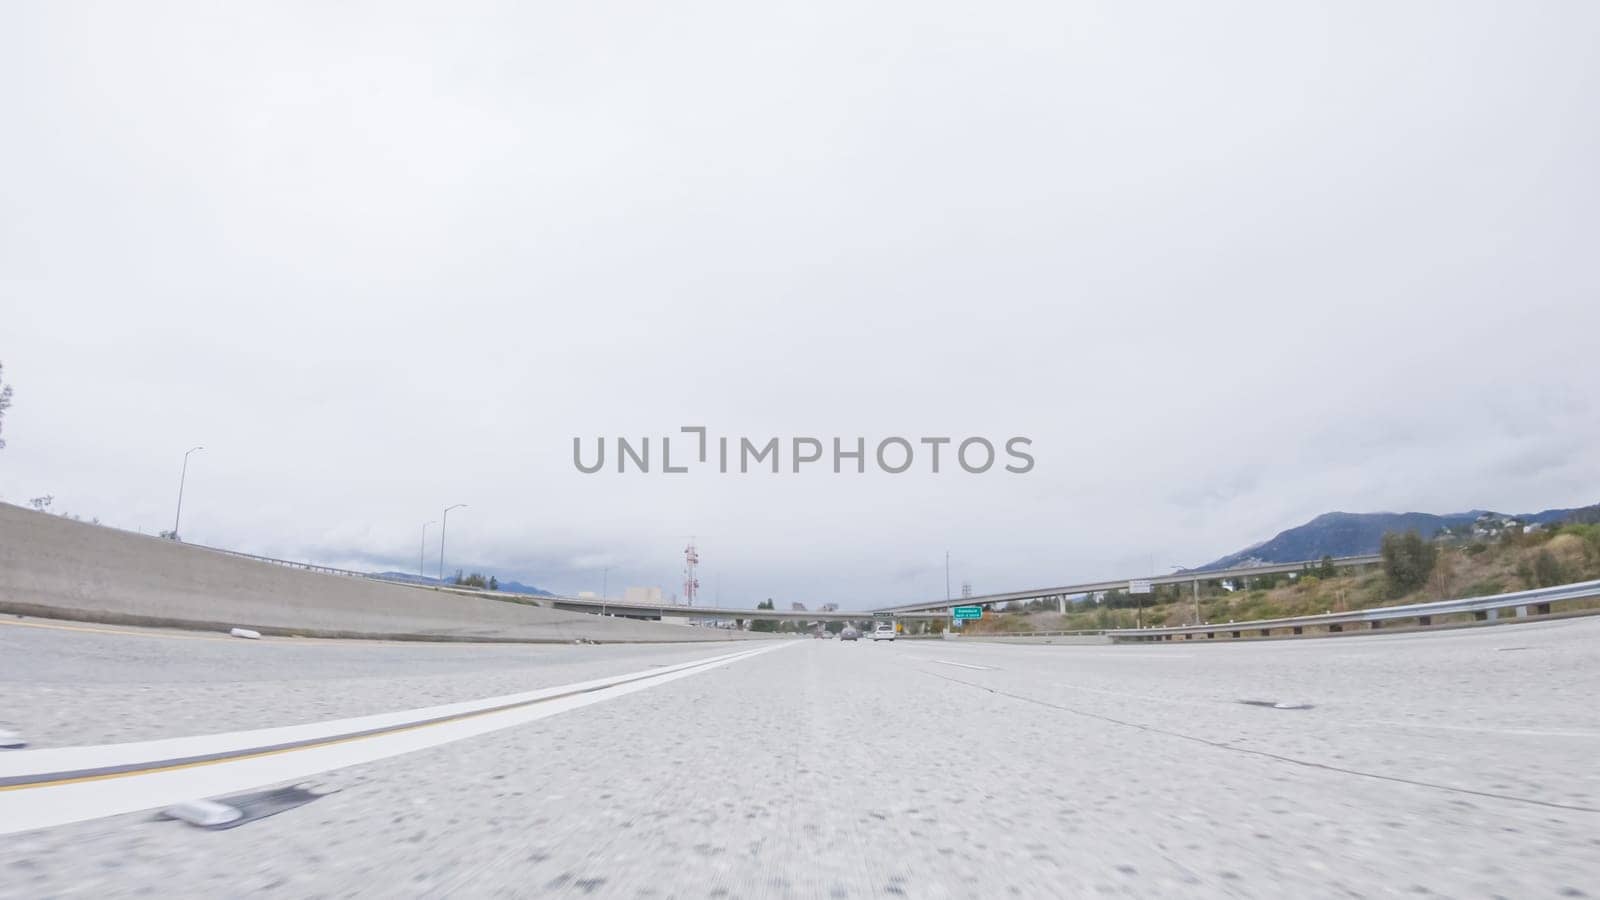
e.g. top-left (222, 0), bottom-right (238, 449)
top-left (871, 622), bottom-right (896, 641)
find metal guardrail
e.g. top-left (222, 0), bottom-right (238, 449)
top-left (1104, 579), bottom-right (1600, 641)
top-left (950, 629), bottom-right (1109, 638)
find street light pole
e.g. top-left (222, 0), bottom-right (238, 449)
top-left (172, 446), bottom-right (203, 541)
top-left (602, 566), bottom-right (611, 617)
top-left (438, 504), bottom-right (467, 582)
top-left (419, 521), bottom-right (436, 578)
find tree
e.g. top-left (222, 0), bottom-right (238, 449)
top-left (1317, 555), bottom-right (1336, 579)
top-left (453, 570), bottom-right (490, 588)
top-left (489, 575), bottom-right (499, 591)
top-left (0, 362), bottom-right (11, 450)
top-left (749, 599), bottom-right (779, 633)
top-left (1381, 530), bottom-right (1437, 595)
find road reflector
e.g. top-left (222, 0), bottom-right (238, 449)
top-left (228, 627), bottom-right (261, 640)
top-left (162, 785), bottom-right (334, 830)
top-left (163, 800), bottom-right (244, 828)
top-left (0, 728), bottom-right (26, 749)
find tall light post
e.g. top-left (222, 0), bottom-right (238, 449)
top-left (438, 504), bottom-right (467, 582)
top-left (172, 446), bottom-right (204, 541)
top-left (419, 521), bottom-right (436, 579)
top-left (601, 566), bottom-right (611, 616)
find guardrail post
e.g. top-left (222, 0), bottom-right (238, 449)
top-left (1516, 606), bottom-right (1528, 618)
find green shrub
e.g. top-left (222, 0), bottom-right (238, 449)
top-left (1533, 550), bottom-right (1567, 588)
top-left (1381, 530), bottom-right (1438, 596)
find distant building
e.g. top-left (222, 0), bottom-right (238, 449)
top-left (791, 602), bottom-right (808, 612)
top-left (820, 602), bottom-right (839, 612)
top-left (624, 586), bottom-right (663, 605)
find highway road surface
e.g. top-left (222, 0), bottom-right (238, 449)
top-left (3, 615), bottom-right (1598, 898)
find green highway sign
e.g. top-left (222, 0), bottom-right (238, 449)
top-left (951, 605), bottom-right (983, 620)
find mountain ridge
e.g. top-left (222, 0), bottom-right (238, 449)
top-left (1198, 502), bottom-right (1600, 571)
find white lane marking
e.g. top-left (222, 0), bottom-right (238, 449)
top-left (0, 644), bottom-right (785, 835)
top-left (0, 646), bottom-right (766, 779)
top-left (1354, 720), bottom-right (1600, 739)
top-left (929, 659), bottom-right (997, 671)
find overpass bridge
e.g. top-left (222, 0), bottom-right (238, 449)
top-left (543, 596), bottom-right (944, 622)
top-left (871, 554), bottom-right (1384, 615)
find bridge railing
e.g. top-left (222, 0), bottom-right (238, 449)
top-left (1106, 579), bottom-right (1600, 641)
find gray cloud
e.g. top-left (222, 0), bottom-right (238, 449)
top-left (2, 1), bottom-right (1597, 608)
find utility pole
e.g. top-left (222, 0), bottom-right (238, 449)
top-left (419, 521), bottom-right (436, 578)
top-left (172, 446), bottom-right (204, 541)
top-left (438, 503), bottom-right (467, 582)
top-left (945, 550), bottom-right (950, 603)
top-left (602, 566), bottom-right (611, 617)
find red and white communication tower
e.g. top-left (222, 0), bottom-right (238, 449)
top-left (683, 539), bottom-right (700, 607)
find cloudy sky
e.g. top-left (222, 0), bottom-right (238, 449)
top-left (2, 1), bottom-right (1596, 609)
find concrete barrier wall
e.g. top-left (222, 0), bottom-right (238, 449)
top-left (0, 503), bottom-right (764, 643)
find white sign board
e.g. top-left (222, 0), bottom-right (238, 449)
top-left (1128, 580), bottom-right (1153, 594)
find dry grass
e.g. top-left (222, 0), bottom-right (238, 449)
top-left (976, 525), bottom-right (1600, 633)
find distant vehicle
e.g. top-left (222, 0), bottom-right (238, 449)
top-left (871, 622), bottom-right (896, 642)
top-left (840, 627), bottom-right (860, 641)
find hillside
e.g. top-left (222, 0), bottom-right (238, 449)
top-left (1200, 503), bottom-right (1600, 570)
top-left (969, 521), bottom-right (1600, 634)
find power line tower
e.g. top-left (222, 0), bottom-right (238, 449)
top-left (683, 539), bottom-right (700, 607)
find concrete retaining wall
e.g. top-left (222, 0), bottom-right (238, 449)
top-left (0, 503), bottom-right (764, 643)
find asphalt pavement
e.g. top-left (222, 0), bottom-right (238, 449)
top-left (3, 617), bottom-right (1598, 898)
